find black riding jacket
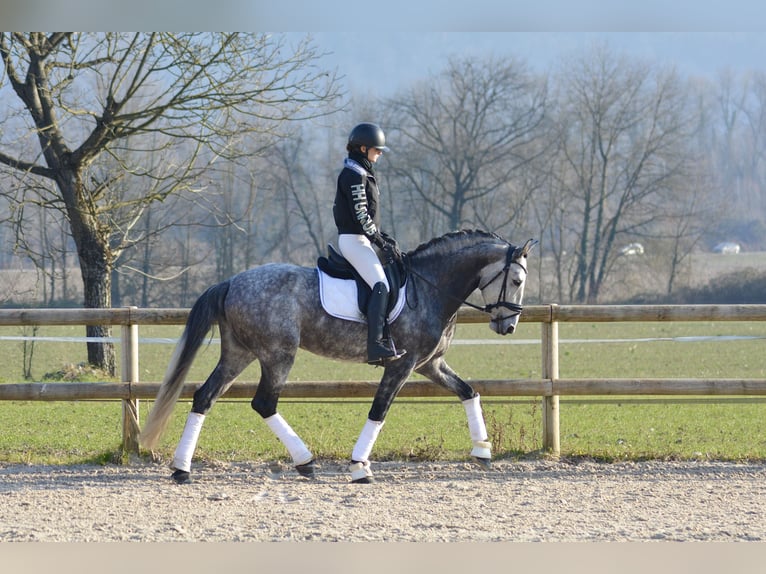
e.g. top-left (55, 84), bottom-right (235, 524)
top-left (333, 152), bottom-right (385, 248)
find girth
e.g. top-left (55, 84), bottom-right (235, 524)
top-left (317, 244), bottom-right (405, 316)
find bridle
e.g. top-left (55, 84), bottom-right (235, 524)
top-left (473, 245), bottom-right (527, 323)
top-left (405, 243), bottom-right (527, 321)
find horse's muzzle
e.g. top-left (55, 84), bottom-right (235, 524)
top-left (490, 315), bottom-right (519, 335)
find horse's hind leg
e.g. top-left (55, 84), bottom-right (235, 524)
top-left (251, 355), bottom-right (315, 478)
top-left (416, 357), bottom-right (492, 469)
top-left (171, 355), bottom-right (249, 484)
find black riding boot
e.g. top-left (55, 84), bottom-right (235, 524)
top-left (366, 282), bottom-right (405, 365)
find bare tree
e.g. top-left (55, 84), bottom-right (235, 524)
top-left (5, 174), bottom-right (74, 304)
top-left (266, 128), bottom-right (335, 262)
top-left (550, 44), bottom-right (698, 303)
top-left (658, 83), bottom-right (722, 297)
top-left (709, 70), bottom-right (766, 245)
top-left (737, 73), bottom-right (766, 220)
top-left (0, 32), bottom-right (341, 373)
top-left (383, 55), bottom-right (547, 240)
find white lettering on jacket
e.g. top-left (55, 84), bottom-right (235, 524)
top-left (351, 183), bottom-right (377, 235)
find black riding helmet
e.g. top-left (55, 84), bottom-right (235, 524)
top-left (347, 122), bottom-right (390, 152)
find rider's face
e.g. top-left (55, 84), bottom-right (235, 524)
top-left (364, 146), bottom-right (384, 163)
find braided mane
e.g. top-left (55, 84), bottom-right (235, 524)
top-left (407, 229), bottom-right (506, 258)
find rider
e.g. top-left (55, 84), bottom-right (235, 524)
top-left (333, 122), bottom-right (406, 365)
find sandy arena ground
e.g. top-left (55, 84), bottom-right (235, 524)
top-left (2, 458), bottom-right (766, 543)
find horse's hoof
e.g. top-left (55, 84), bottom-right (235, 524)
top-left (349, 460), bottom-right (373, 483)
top-left (351, 475), bottom-right (375, 484)
top-left (472, 456), bottom-right (492, 470)
top-left (296, 459), bottom-right (316, 478)
top-left (171, 469), bottom-right (191, 484)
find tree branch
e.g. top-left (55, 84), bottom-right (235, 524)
top-left (0, 150), bottom-right (55, 179)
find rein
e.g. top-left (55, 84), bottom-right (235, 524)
top-left (404, 244), bottom-right (527, 319)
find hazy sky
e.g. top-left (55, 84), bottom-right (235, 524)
top-left (6, 3), bottom-right (766, 100)
top-left (7, 1), bottom-right (766, 39)
top-left (298, 32), bottom-right (766, 98)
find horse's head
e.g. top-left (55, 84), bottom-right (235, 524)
top-left (477, 238), bottom-right (537, 335)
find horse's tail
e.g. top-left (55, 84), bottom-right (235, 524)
top-left (139, 280), bottom-right (230, 451)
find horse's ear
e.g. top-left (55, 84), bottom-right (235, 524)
top-left (514, 239), bottom-right (539, 259)
top-left (522, 239), bottom-right (539, 255)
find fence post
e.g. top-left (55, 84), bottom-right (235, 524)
top-left (120, 307), bottom-right (140, 456)
top-left (541, 304), bottom-right (560, 455)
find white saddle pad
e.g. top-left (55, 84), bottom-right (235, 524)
top-left (317, 269), bottom-right (407, 324)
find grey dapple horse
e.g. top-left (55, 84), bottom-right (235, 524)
top-left (140, 229), bottom-right (536, 483)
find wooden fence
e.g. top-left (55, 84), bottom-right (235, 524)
top-left (1, 304), bottom-right (766, 457)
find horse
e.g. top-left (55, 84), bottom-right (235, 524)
top-left (140, 229), bottom-right (537, 484)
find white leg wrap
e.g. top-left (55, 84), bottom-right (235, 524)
top-left (471, 440), bottom-right (492, 459)
top-left (172, 412), bottom-right (205, 472)
top-left (349, 460), bottom-right (372, 481)
top-left (351, 419), bottom-right (385, 462)
top-left (265, 413), bottom-right (313, 466)
top-left (463, 394), bottom-right (488, 442)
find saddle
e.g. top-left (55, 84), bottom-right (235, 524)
top-left (317, 244), bottom-right (406, 317)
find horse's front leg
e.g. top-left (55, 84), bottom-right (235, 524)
top-left (349, 361), bottom-right (415, 484)
top-left (416, 357), bottom-right (492, 469)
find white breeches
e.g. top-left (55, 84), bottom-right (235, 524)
top-left (338, 234), bottom-right (389, 290)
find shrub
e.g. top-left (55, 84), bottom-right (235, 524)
top-left (670, 268), bottom-right (766, 304)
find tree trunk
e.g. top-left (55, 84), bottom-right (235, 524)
top-left (59, 171), bottom-right (116, 376)
top-left (82, 257), bottom-right (116, 376)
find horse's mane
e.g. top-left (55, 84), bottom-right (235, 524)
top-left (407, 229), bottom-right (506, 258)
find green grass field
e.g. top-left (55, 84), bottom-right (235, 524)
top-left (1, 319), bottom-right (765, 465)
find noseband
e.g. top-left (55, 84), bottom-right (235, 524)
top-left (475, 245), bottom-right (527, 322)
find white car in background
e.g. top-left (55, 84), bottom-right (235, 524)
top-left (712, 242), bottom-right (741, 254)
top-left (619, 242), bottom-right (645, 256)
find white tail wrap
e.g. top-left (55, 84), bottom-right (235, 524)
top-left (462, 394), bottom-right (488, 442)
top-left (173, 412), bottom-right (206, 472)
top-left (265, 413), bottom-right (313, 466)
top-left (351, 419), bottom-right (385, 463)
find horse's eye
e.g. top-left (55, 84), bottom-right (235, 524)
top-left (513, 279), bottom-right (522, 287)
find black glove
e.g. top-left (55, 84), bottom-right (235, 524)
top-left (380, 231), bottom-right (399, 249)
top-left (381, 240), bottom-right (403, 263)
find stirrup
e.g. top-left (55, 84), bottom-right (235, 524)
top-left (367, 339), bottom-right (406, 365)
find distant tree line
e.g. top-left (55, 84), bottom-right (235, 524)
top-left (2, 33), bottom-right (766, 370)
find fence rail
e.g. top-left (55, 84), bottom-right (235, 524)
top-left (1, 304), bottom-right (765, 457)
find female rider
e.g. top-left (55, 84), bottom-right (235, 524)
top-left (333, 122), bottom-right (405, 365)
